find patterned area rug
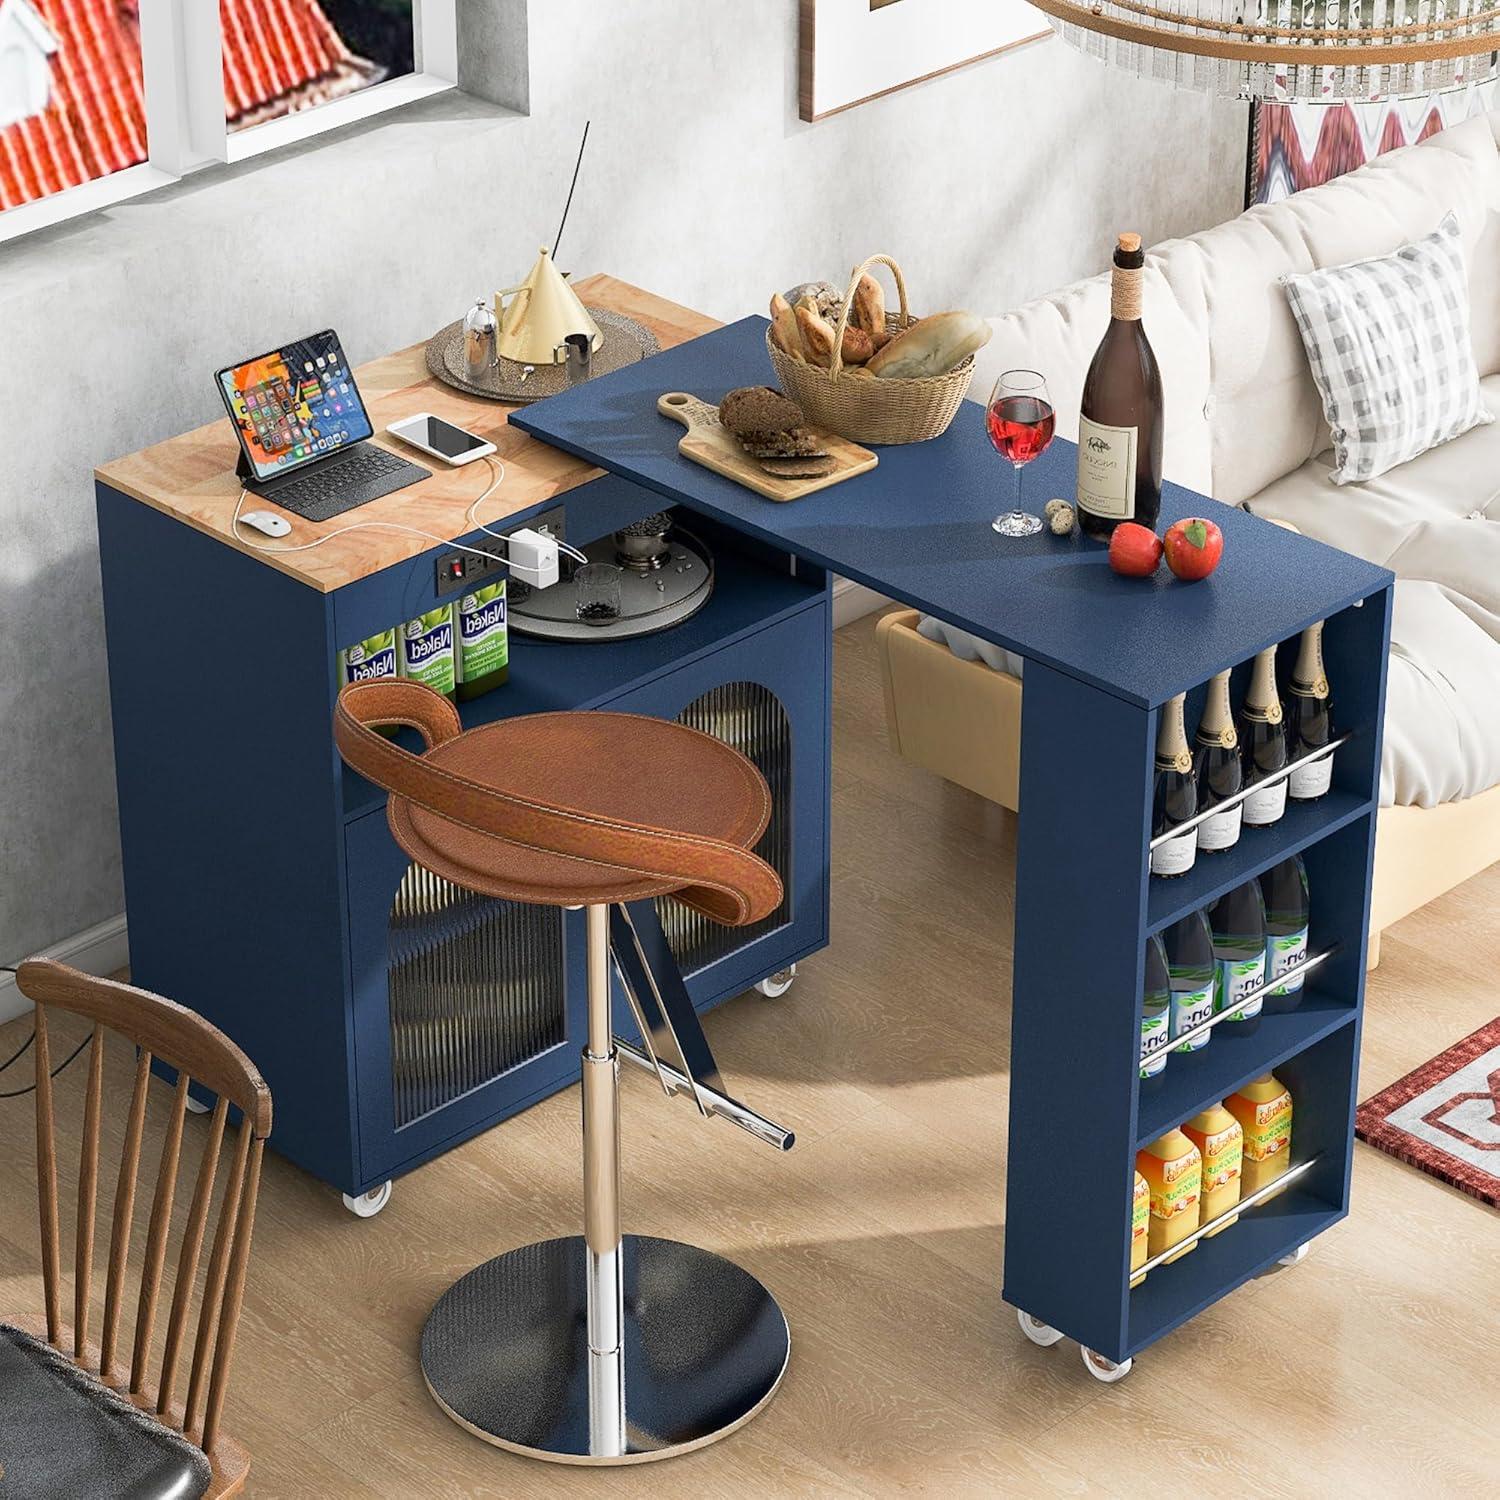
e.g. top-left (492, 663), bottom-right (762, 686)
top-left (1356, 1018), bottom-right (1500, 1209)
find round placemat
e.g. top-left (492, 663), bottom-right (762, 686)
top-left (425, 306), bottom-right (660, 403)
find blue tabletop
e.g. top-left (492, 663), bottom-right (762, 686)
top-left (512, 316), bottom-right (1392, 708)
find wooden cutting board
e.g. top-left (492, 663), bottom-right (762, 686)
top-left (657, 392), bottom-right (877, 501)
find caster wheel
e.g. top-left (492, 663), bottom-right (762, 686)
top-left (1278, 1241), bottom-right (1311, 1268)
top-left (1017, 1309), bottom-right (1065, 1347)
top-left (342, 1182), bottom-right (392, 1218)
top-left (1081, 1346), bottom-right (1133, 1383)
top-left (184, 1095), bottom-right (211, 1115)
top-left (754, 964), bottom-right (797, 999)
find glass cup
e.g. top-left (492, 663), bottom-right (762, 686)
top-left (987, 369), bottom-right (1056, 538)
top-left (574, 562), bottom-right (623, 625)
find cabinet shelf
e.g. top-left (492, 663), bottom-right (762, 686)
top-left (1146, 792), bottom-right (1372, 934)
top-left (1135, 991), bottom-right (1354, 1145)
top-left (1126, 1178), bottom-right (1340, 1358)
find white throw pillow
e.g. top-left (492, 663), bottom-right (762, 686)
top-left (1280, 213), bottom-right (1491, 485)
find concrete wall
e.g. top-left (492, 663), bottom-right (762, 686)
top-left (0, 0), bottom-right (1246, 985)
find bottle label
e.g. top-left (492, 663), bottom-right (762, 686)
top-left (1149, 1152), bottom-right (1201, 1221)
top-left (400, 609), bottom-right (455, 696)
top-left (1151, 828), bottom-right (1196, 877)
top-left (1240, 1092), bottom-right (1292, 1161)
top-left (1196, 802), bottom-right (1242, 851)
top-left (1196, 1123), bottom-right (1243, 1192)
top-left (1289, 752), bottom-right (1334, 800)
top-left (339, 629), bottom-right (398, 685)
top-left (1171, 981), bottom-right (1215, 1051)
top-left (458, 583), bottom-right (508, 681)
top-left (1218, 954), bottom-right (1265, 1022)
top-left (1140, 1005), bottom-right (1171, 1078)
top-left (1075, 416), bottom-right (1138, 519)
top-left (1132, 1175), bottom-right (1149, 1252)
top-left (1267, 927), bottom-right (1309, 995)
top-left (1243, 777), bottom-right (1287, 826)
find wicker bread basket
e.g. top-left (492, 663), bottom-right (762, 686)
top-left (766, 253), bottom-right (976, 445)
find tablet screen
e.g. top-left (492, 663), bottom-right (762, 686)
top-left (217, 330), bottom-right (373, 483)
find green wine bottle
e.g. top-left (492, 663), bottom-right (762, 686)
top-left (1140, 932), bottom-right (1172, 1087)
top-left (1260, 854), bottom-right (1310, 1014)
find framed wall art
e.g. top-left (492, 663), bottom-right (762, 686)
top-left (799, 0), bottom-right (1050, 122)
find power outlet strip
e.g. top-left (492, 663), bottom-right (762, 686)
top-left (435, 503), bottom-right (568, 593)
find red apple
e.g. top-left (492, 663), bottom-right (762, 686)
top-left (1108, 522), bottom-right (1163, 578)
top-left (1164, 517), bottom-right (1224, 581)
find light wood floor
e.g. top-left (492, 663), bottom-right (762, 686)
top-left (3, 610), bottom-right (1498, 1497)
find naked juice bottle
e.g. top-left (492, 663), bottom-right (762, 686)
top-left (1225, 1074), bottom-right (1293, 1197)
top-left (1136, 1129), bottom-right (1202, 1265)
top-left (1182, 1103), bottom-right (1243, 1235)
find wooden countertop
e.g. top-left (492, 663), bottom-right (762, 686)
top-left (94, 276), bottom-right (719, 594)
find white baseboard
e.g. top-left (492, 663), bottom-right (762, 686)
top-left (1, 914), bottom-right (129, 1023)
top-left (833, 576), bottom-right (888, 629)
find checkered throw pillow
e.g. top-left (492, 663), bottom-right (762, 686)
top-left (1281, 213), bottom-right (1491, 485)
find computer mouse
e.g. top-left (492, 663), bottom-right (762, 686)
top-left (241, 510), bottom-right (292, 538)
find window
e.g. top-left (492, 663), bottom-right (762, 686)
top-left (0, 0), bottom-right (456, 243)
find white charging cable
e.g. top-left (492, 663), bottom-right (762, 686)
top-left (230, 455), bottom-right (588, 569)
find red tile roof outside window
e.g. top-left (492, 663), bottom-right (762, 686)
top-left (0, 0), bottom-right (385, 213)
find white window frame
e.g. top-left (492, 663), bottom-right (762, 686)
top-left (0, 0), bottom-right (455, 245)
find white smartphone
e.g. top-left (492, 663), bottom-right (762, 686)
top-left (387, 413), bottom-right (496, 466)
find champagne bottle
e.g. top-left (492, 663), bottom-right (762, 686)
top-left (1286, 621), bottom-right (1335, 801)
top-left (1260, 855), bottom-right (1310, 1013)
top-left (1238, 646), bottom-right (1289, 827)
top-left (1163, 908), bottom-right (1215, 1054)
top-left (1151, 693), bottom-right (1197, 878)
top-left (1076, 232), bottom-right (1164, 541)
top-left (1140, 932), bottom-right (1171, 1088)
top-left (1209, 880), bottom-right (1267, 1036)
top-left (1193, 670), bottom-right (1242, 853)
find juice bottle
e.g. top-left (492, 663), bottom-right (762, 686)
top-left (1224, 1073), bottom-right (1293, 1197)
top-left (1130, 1170), bottom-right (1150, 1286)
top-left (456, 581), bottom-right (509, 700)
top-left (1136, 1129), bottom-right (1202, 1265)
top-left (337, 628), bottom-right (398, 687)
top-left (1182, 1103), bottom-right (1243, 1235)
top-left (399, 605), bottom-right (456, 697)
top-left (1139, 933), bottom-right (1171, 1090)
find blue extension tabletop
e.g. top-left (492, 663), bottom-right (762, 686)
top-left (512, 316), bottom-right (1392, 708)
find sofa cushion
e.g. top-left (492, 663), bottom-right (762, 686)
top-left (1281, 213), bottom-right (1492, 484)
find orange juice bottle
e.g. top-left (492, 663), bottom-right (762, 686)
top-left (1183, 1103), bottom-right (1243, 1235)
top-left (1130, 1170), bottom-right (1150, 1286)
top-left (1225, 1073), bottom-right (1293, 1196)
top-left (1136, 1129), bottom-right (1202, 1264)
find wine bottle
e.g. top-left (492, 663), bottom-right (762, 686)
top-left (1193, 670), bottom-right (1242, 853)
top-left (1140, 932), bottom-right (1171, 1087)
top-left (1286, 621), bottom-right (1335, 801)
top-left (1259, 855), bottom-right (1310, 1013)
top-left (1238, 646), bottom-right (1289, 827)
top-left (1076, 232), bottom-right (1164, 541)
top-left (1163, 908), bottom-right (1215, 1054)
top-left (1208, 880), bottom-right (1267, 1036)
top-left (1151, 693), bottom-right (1197, 878)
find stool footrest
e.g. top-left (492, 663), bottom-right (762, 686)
top-left (615, 1038), bottom-right (794, 1151)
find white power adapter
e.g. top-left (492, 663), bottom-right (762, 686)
top-left (504, 527), bottom-right (561, 589)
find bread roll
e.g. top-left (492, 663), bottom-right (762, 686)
top-left (795, 304), bottom-right (837, 368)
top-left (850, 273), bottom-right (886, 337)
top-left (839, 325), bottom-right (875, 365)
top-left (867, 311), bottom-right (992, 379)
top-left (769, 293), bottom-right (802, 361)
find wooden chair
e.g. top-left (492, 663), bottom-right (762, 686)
top-left (2, 959), bottom-right (272, 1499)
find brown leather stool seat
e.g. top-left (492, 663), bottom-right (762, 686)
top-left (334, 678), bottom-right (793, 1466)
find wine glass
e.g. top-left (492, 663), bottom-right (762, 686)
top-left (987, 369), bottom-right (1055, 538)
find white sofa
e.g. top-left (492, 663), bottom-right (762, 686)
top-left (877, 111), bottom-right (1500, 964)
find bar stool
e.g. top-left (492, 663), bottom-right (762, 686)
top-left (334, 678), bottom-right (794, 1465)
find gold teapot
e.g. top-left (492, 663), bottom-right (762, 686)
top-left (496, 247), bottom-right (602, 366)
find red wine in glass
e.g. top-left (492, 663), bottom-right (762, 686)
top-left (988, 370), bottom-right (1054, 537)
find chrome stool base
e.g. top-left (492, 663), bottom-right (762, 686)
top-left (420, 1233), bottom-right (789, 1465)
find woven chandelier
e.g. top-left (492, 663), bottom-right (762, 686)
top-left (1029, 0), bottom-right (1500, 102)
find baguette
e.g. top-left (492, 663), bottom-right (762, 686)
top-left (794, 303), bottom-right (837, 368)
top-left (769, 293), bottom-right (802, 361)
top-left (867, 310), bottom-right (991, 379)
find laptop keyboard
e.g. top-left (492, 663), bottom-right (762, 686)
top-left (262, 445), bottom-right (429, 522)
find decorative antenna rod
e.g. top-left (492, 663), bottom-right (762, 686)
top-left (552, 120), bottom-right (591, 263)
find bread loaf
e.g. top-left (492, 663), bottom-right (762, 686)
top-left (795, 304), bottom-right (838, 368)
top-left (769, 293), bottom-right (802, 361)
top-left (867, 310), bottom-right (991, 379)
top-left (850, 273), bottom-right (885, 337)
top-left (839, 325), bottom-right (875, 366)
